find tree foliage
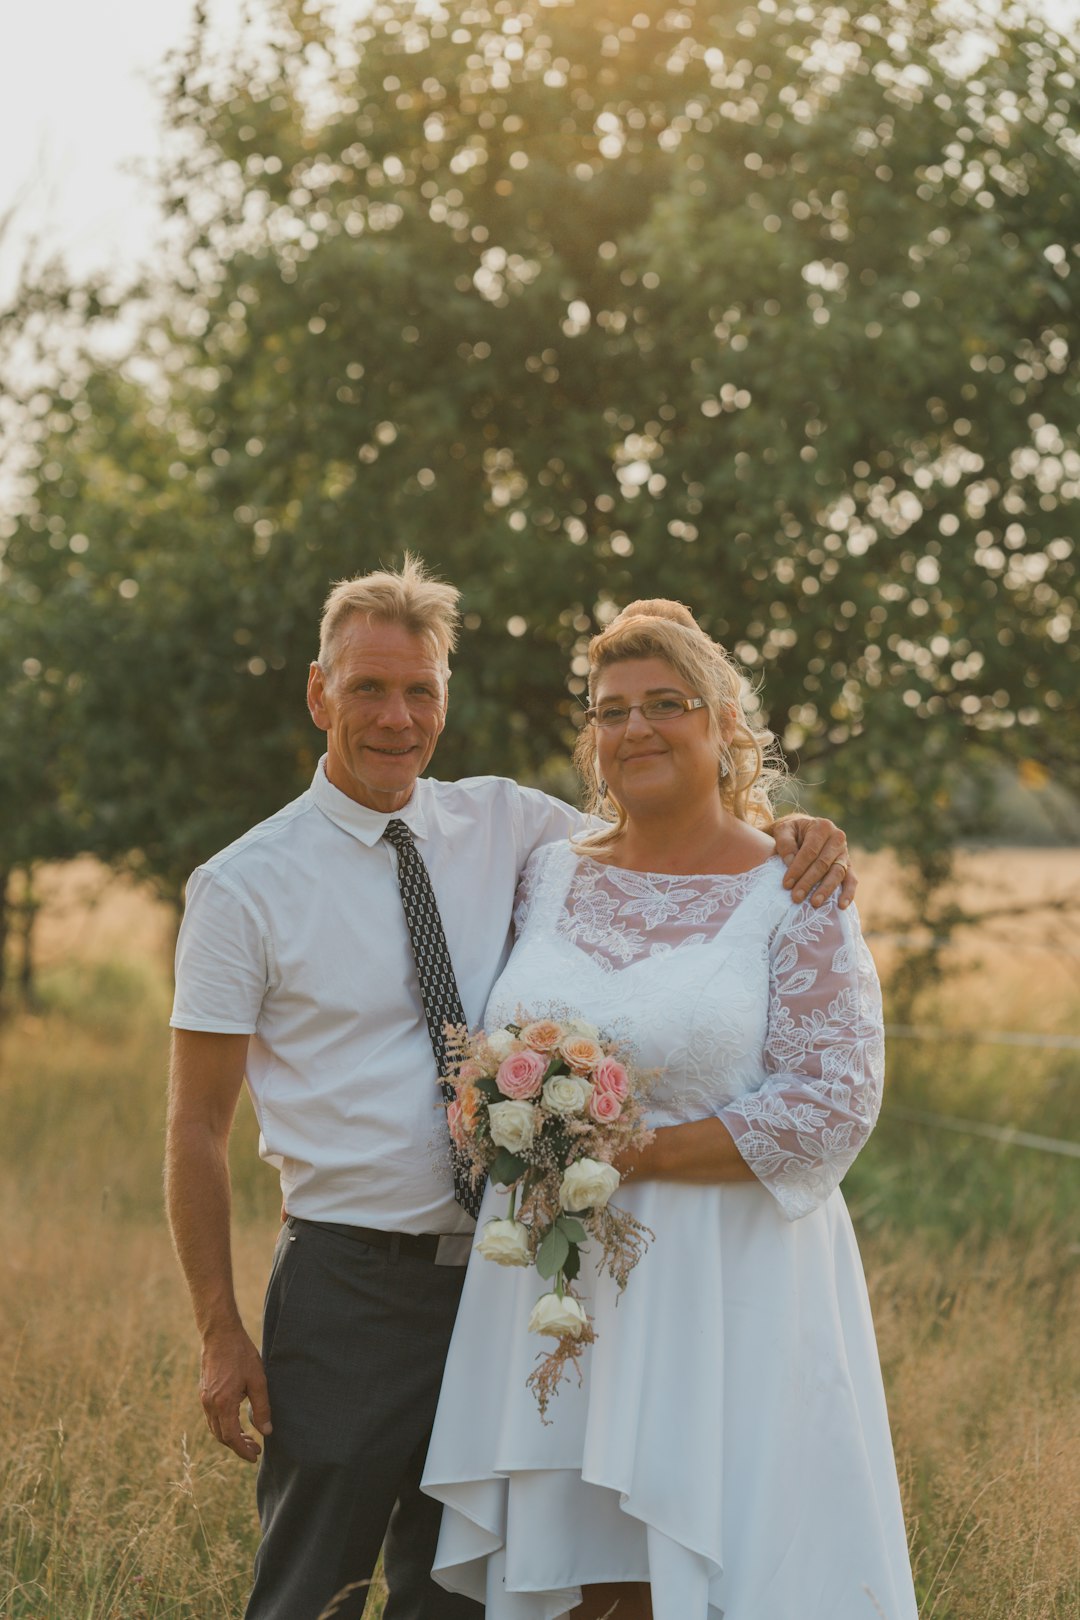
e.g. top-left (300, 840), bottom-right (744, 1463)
top-left (3, 0), bottom-right (1078, 904)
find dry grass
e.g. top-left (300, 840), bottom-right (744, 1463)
top-left (871, 1240), bottom-right (1080, 1619)
top-left (30, 858), bottom-right (177, 971)
top-left (854, 845), bottom-right (1080, 1031)
top-left (1, 855), bottom-right (1079, 1618)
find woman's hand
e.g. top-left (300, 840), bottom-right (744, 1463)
top-left (769, 815), bottom-right (856, 908)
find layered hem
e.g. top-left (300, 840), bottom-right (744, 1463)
top-left (421, 1180), bottom-right (918, 1620)
top-left (426, 1467), bottom-right (717, 1620)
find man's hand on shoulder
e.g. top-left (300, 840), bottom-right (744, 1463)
top-left (770, 815), bottom-right (857, 909)
top-left (200, 1321), bottom-right (272, 1464)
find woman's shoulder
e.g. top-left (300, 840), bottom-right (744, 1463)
top-left (522, 836), bottom-right (579, 881)
top-left (514, 838), bottom-right (580, 930)
top-left (769, 882), bottom-right (870, 960)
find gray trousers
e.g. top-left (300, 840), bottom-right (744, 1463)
top-left (245, 1218), bottom-right (484, 1620)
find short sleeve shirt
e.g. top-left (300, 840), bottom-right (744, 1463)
top-left (171, 759), bottom-right (585, 1232)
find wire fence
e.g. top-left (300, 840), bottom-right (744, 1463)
top-left (884, 1102), bottom-right (1080, 1161)
top-left (861, 911), bottom-right (1080, 1158)
top-left (885, 1023), bottom-right (1080, 1054)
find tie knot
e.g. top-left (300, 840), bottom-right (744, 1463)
top-left (383, 817), bottom-right (414, 850)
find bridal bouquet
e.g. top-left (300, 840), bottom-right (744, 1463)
top-left (444, 1014), bottom-right (654, 1416)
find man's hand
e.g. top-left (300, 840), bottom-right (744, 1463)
top-left (770, 815), bottom-right (857, 909)
top-left (167, 1030), bottom-right (264, 1460)
top-left (200, 1323), bottom-right (272, 1464)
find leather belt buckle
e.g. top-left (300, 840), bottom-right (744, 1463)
top-left (434, 1234), bottom-right (473, 1267)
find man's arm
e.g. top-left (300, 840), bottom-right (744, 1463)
top-left (769, 815), bottom-right (857, 909)
top-left (165, 1028), bottom-right (271, 1464)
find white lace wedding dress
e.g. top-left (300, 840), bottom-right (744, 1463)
top-left (422, 843), bottom-right (918, 1620)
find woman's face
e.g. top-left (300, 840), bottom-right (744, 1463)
top-left (592, 656), bottom-right (725, 818)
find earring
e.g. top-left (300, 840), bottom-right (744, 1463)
top-left (718, 754), bottom-right (730, 780)
top-left (598, 779), bottom-right (608, 799)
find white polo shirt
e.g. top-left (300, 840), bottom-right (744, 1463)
top-left (171, 759), bottom-right (584, 1233)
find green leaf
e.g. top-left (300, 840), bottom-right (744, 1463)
top-left (556, 1217), bottom-right (588, 1244)
top-left (475, 1076), bottom-right (502, 1101)
top-left (562, 1243), bottom-right (582, 1283)
top-left (536, 1225), bottom-right (571, 1280)
top-left (489, 1149), bottom-right (527, 1187)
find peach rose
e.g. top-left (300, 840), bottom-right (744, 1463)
top-left (496, 1048), bottom-right (548, 1099)
top-left (457, 1084), bottom-right (482, 1132)
top-left (519, 1019), bottom-right (564, 1052)
top-left (559, 1034), bottom-right (606, 1073)
top-left (588, 1087), bottom-right (623, 1124)
top-left (592, 1057), bottom-right (629, 1101)
top-left (447, 1099), bottom-right (467, 1149)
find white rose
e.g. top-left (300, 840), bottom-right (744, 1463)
top-left (486, 1027), bottom-right (518, 1061)
top-left (559, 1157), bottom-right (621, 1212)
top-left (476, 1218), bottom-right (531, 1267)
top-left (542, 1075), bottom-right (593, 1116)
top-left (528, 1291), bottom-right (589, 1339)
top-left (488, 1100), bottom-right (537, 1155)
top-left (566, 1017), bottom-right (602, 1040)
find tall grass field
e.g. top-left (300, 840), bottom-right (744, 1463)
top-left (2, 853), bottom-right (1078, 1618)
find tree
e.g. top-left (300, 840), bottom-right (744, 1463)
top-left (3, 0), bottom-right (1077, 921)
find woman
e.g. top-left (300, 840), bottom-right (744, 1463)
top-left (422, 600), bottom-right (917, 1620)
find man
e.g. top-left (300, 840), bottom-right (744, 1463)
top-left (165, 557), bottom-right (854, 1620)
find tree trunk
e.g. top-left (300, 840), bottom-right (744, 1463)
top-left (17, 865), bottom-right (39, 1006)
top-left (0, 867), bottom-right (10, 1016)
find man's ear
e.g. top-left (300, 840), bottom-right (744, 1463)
top-left (307, 661), bottom-right (330, 731)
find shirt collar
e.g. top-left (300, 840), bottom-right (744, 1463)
top-left (309, 756), bottom-right (430, 847)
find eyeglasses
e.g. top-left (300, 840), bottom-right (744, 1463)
top-left (585, 696), bottom-right (707, 729)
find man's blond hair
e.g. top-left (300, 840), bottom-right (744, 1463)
top-left (317, 554), bottom-right (461, 673)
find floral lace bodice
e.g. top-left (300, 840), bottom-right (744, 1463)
top-left (484, 842), bottom-right (885, 1221)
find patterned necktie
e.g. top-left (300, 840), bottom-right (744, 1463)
top-left (382, 818), bottom-right (484, 1219)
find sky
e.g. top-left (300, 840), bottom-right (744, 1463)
top-left (1, 0), bottom-right (1078, 305)
top-left (0, 0), bottom-right (237, 303)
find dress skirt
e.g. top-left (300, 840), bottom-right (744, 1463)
top-left (421, 1175), bottom-right (918, 1620)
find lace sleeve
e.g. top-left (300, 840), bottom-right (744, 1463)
top-left (718, 896), bottom-right (885, 1221)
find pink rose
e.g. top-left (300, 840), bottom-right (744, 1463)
top-left (592, 1057), bottom-right (629, 1101)
top-left (496, 1049), bottom-right (548, 1099)
top-left (588, 1087), bottom-right (623, 1124)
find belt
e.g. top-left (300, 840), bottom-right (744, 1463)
top-left (289, 1217), bottom-right (470, 1265)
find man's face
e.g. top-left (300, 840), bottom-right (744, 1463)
top-left (307, 617), bottom-right (449, 812)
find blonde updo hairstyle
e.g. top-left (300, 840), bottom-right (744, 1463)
top-left (572, 598), bottom-right (783, 853)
